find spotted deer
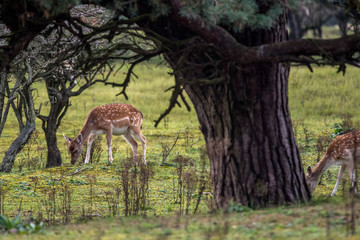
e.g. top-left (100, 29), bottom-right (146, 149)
top-left (64, 103), bottom-right (146, 165)
top-left (306, 130), bottom-right (359, 196)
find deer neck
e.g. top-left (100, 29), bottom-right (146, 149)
top-left (77, 121), bottom-right (94, 144)
top-left (311, 154), bottom-right (334, 182)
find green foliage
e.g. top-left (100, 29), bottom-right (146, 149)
top-left (150, 0), bottom-right (171, 16)
top-left (68, 179), bottom-right (89, 185)
top-left (0, 212), bottom-right (43, 234)
top-left (332, 123), bottom-right (344, 138)
top-left (0, 213), bottom-right (22, 232)
top-left (226, 201), bottom-right (253, 213)
top-left (33, 0), bottom-right (80, 15)
top-left (1, 203), bottom-right (359, 239)
top-left (177, 0), bottom-right (284, 31)
top-left (24, 221), bottom-right (44, 234)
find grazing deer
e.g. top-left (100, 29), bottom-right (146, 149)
top-left (306, 130), bottom-right (359, 196)
top-left (64, 103), bottom-right (146, 165)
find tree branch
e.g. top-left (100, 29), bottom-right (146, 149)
top-left (154, 81), bottom-right (190, 127)
top-left (169, 0), bottom-right (360, 66)
top-left (240, 35), bottom-right (360, 64)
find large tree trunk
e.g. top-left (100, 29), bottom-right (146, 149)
top-left (135, 0), bottom-right (312, 208)
top-left (184, 60), bottom-right (310, 208)
top-left (178, 9), bottom-right (310, 208)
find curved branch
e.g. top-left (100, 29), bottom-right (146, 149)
top-left (154, 80), bottom-right (191, 127)
top-left (104, 52), bottom-right (163, 99)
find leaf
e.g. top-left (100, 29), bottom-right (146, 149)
top-left (0, 214), bottom-right (10, 228)
top-left (11, 212), bottom-right (22, 227)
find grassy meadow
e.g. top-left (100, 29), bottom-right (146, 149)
top-left (1, 60), bottom-right (360, 239)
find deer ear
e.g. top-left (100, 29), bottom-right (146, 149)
top-left (76, 134), bottom-right (82, 144)
top-left (306, 165), bottom-right (312, 176)
top-left (63, 134), bottom-right (72, 143)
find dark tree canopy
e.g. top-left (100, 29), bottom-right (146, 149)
top-left (1, 0), bottom-right (360, 208)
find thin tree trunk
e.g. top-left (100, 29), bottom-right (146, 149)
top-left (45, 123), bottom-right (62, 168)
top-left (40, 79), bottom-right (70, 168)
top-left (40, 103), bottom-right (63, 168)
top-left (0, 121), bottom-right (35, 172)
top-left (288, 11), bottom-right (301, 40)
top-left (0, 81), bottom-right (36, 172)
top-left (335, 12), bottom-right (348, 37)
top-left (0, 70), bottom-right (7, 135)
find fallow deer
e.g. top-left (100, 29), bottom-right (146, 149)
top-left (64, 103), bottom-right (146, 165)
top-left (306, 130), bottom-right (359, 196)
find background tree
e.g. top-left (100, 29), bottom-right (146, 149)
top-left (1, 0), bottom-right (360, 208)
top-left (0, 54), bottom-right (37, 172)
top-left (0, 1), bottom-right (73, 171)
top-left (288, 0), bottom-right (350, 39)
top-left (0, 3), bottom-right (162, 169)
top-left (33, 6), bottom-right (113, 168)
top-left (35, 4), bottom-right (162, 167)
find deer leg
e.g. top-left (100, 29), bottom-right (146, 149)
top-left (331, 164), bottom-right (347, 197)
top-left (139, 133), bottom-right (147, 164)
top-left (105, 130), bottom-right (113, 164)
top-left (122, 133), bottom-right (138, 164)
top-left (131, 130), bottom-right (146, 165)
top-left (85, 134), bottom-right (95, 164)
top-left (348, 165), bottom-right (357, 195)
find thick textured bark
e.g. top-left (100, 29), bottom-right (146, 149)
top-left (184, 60), bottom-right (310, 208)
top-left (155, 1), bottom-right (312, 208)
top-left (160, 1), bottom-right (311, 208)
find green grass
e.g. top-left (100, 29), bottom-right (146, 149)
top-left (289, 66), bottom-right (360, 122)
top-left (1, 62), bottom-right (360, 238)
top-left (2, 201), bottom-right (360, 239)
top-left (1, 63), bottom-right (203, 167)
top-left (303, 25), bottom-right (347, 39)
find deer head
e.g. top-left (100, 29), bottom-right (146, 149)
top-left (64, 134), bottom-right (83, 164)
top-left (305, 165), bottom-right (317, 194)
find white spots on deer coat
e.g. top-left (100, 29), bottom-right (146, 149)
top-left (325, 131), bottom-right (360, 160)
top-left (85, 104), bottom-right (141, 128)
